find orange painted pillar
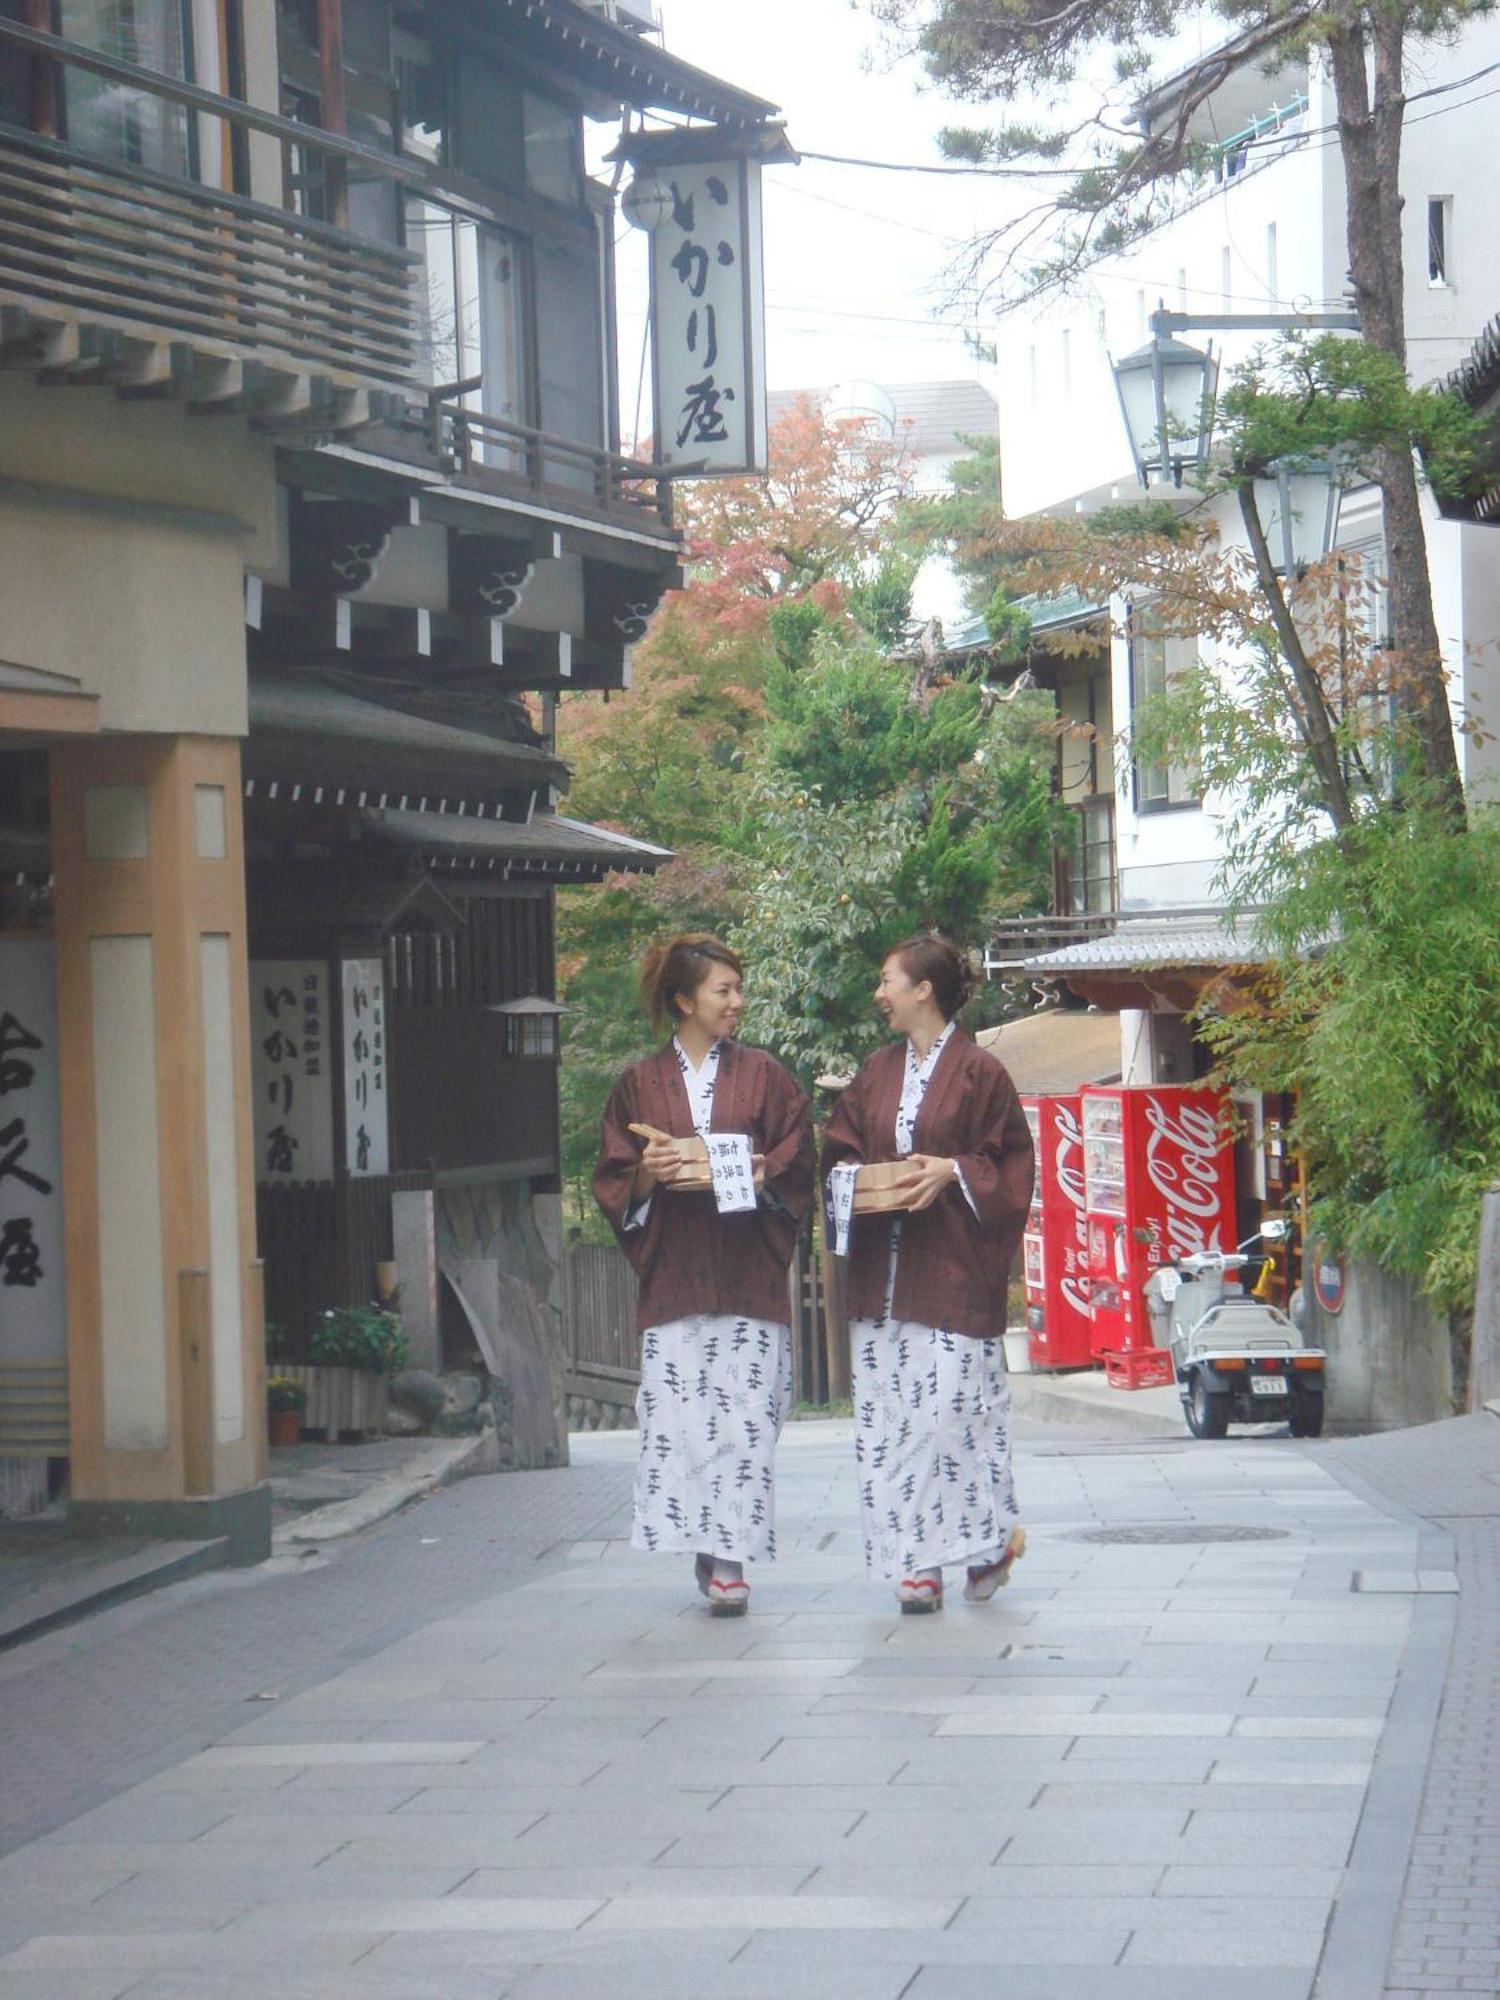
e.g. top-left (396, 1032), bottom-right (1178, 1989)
top-left (49, 735), bottom-right (269, 1558)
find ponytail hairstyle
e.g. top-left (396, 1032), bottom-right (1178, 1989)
top-left (639, 933), bottom-right (744, 1036)
top-left (886, 932), bottom-right (975, 1023)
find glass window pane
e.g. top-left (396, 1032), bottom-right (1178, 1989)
top-left (534, 228), bottom-right (603, 480)
top-left (395, 24), bottom-right (446, 162)
top-left (523, 91), bottom-right (579, 204)
top-left (62, 0), bottom-right (193, 177)
top-left (0, 0), bottom-right (34, 128)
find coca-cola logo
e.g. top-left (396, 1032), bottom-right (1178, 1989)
top-left (1060, 1274), bottom-right (1091, 1316)
top-left (1144, 1095), bottom-right (1225, 1258)
top-left (1053, 1101), bottom-right (1086, 1212)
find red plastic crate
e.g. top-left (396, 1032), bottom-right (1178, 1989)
top-left (1102, 1347), bottom-right (1176, 1391)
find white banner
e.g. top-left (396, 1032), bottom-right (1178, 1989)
top-left (652, 157), bottom-right (767, 475)
top-left (251, 960), bottom-right (334, 1183)
top-left (341, 957), bottom-right (389, 1178)
top-left (0, 938), bottom-right (66, 1362)
top-left (705, 1131), bottom-right (756, 1215)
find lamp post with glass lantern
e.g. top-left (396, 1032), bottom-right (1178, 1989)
top-left (1108, 304), bottom-right (1361, 825)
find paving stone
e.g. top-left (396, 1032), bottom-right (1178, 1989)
top-left (1, 1419), bottom-right (1485, 2000)
top-left (902, 1965), bottom-right (1316, 1997)
top-left (0, 1977), bottom-right (140, 2000)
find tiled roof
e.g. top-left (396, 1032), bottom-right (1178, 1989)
top-left (767, 380), bottom-right (998, 459)
top-left (360, 807), bottom-right (672, 879)
top-left (1021, 910), bottom-right (1272, 974)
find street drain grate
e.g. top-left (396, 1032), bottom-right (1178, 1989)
top-left (1066, 1524), bottom-right (1291, 1545)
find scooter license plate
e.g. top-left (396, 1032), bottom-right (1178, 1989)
top-left (1250, 1376), bottom-right (1289, 1397)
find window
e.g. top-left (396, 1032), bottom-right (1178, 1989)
top-left (1128, 602), bottom-right (1200, 810)
top-left (534, 225), bottom-right (605, 477)
top-left (61, 0), bottom-right (195, 177)
top-left (1265, 221), bottom-right (1278, 302)
top-left (1428, 197), bottom-right (1452, 285)
top-left (1067, 797), bottom-right (1117, 915)
top-left (522, 91), bottom-right (580, 205)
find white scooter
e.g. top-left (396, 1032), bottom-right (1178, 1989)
top-left (1143, 1222), bottom-right (1327, 1440)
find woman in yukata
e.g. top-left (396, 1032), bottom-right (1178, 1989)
top-left (593, 935), bottom-right (814, 1616)
top-left (822, 933), bottom-right (1035, 1614)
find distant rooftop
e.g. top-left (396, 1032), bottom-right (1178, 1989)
top-left (767, 380), bottom-right (998, 460)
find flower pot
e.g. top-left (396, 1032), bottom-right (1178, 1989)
top-left (267, 1406), bottom-right (302, 1447)
top-left (278, 1365), bottom-right (390, 1441)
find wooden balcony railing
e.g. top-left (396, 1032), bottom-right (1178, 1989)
top-left (0, 125), bottom-right (417, 394)
top-left (0, 15), bottom-right (419, 414)
top-left (430, 382), bottom-right (674, 528)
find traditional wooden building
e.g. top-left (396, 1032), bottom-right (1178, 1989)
top-left (0, 0), bottom-right (784, 1546)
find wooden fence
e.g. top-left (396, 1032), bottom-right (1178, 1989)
top-left (563, 1224), bottom-right (848, 1418)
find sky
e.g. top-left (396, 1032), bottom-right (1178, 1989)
top-left (604, 0), bottom-right (1009, 411)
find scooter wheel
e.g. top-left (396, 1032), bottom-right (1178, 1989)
top-left (1288, 1388), bottom-right (1324, 1438)
top-left (1185, 1373), bottom-right (1230, 1439)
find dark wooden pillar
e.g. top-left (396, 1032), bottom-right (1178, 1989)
top-left (24, 0), bottom-right (58, 137)
top-left (315, 0), bottom-right (348, 226)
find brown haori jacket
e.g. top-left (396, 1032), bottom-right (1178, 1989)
top-left (593, 1040), bottom-right (815, 1335)
top-left (821, 1030), bottom-right (1034, 1341)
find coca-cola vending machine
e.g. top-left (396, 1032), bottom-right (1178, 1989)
top-left (1080, 1084), bottom-right (1235, 1364)
top-left (1021, 1095), bottom-right (1094, 1370)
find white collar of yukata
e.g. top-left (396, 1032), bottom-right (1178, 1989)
top-left (673, 1035), bottom-right (724, 1075)
top-left (905, 1020), bottom-right (955, 1074)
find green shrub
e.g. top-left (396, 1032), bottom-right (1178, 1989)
top-left (309, 1305), bottom-right (408, 1375)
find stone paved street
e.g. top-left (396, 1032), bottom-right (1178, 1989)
top-left (0, 1413), bottom-right (1495, 1999)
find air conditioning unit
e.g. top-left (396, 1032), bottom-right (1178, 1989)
top-left (580, 0), bottom-right (661, 34)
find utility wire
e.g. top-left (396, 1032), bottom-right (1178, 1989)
top-left (791, 54), bottom-right (1500, 181)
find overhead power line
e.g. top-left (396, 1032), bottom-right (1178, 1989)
top-left (792, 53), bottom-right (1500, 180)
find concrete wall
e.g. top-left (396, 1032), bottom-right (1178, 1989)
top-left (1301, 1257), bottom-right (1457, 1432)
top-left (0, 377), bottom-right (278, 740)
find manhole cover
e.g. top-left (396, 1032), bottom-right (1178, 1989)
top-left (1066, 1524), bottom-right (1291, 1545)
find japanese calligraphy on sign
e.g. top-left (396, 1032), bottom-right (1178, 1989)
top-left (250, 960), bottom-right (334, 1183)
top-left (341, 957), bottom-right (389, 1179)
top-left (705, 1131), bottom-right (757, 1216)
top-left (0, 939), bottom-right (66, 1362)
top-left (650, 158), bottom-right (768, 475)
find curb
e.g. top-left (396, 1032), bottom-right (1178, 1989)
top-left (0, 1537), bottom-right (230, 1654)
top-left (274, 1428), bottom-right (498, 1547)
top-left (1007, 1370), bottom-right (1185, 1439)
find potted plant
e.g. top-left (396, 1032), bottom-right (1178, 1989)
top-left (265, 1374), bottom-right (308, 1447)
top-left (290, 1305), bottom-right (408, 1439)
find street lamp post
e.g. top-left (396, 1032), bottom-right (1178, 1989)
top-left (1110, 305), bottom-right (1359, 492)
top-left (1106, 302), bottom-right (1362, 826)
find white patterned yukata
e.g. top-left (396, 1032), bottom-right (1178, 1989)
top-left (629, 1038), bottom-right (793, 1562)
top-left (849, 1025), bottom-right (1020, 1581)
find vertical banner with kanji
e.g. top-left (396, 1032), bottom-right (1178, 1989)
top-left (651, 156), bottom-right (768, 475)
top-left (340, 957), bottom-right (389, 1179)
top-left (250, 960), bottom-right (334, 1183)
top-left (0, 938), bottom-right (66, 1362)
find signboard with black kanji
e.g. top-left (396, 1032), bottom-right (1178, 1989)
top-left (651, 157), bottom-right (768, 476)
top-left (251, 959), bottom-right (334, 1183)
top-left (340, 956), bottom-right (389, 1179)
top-left (0, 938), bottom-right (66, 1359)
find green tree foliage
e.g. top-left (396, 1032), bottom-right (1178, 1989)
top-left (1197, 809), bottom-right (1500, 1315)
top-left (732, 635), bottom-right (1064, 1085)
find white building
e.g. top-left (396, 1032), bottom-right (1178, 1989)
top-left (993, 18), bottom-right (1500, 1079)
